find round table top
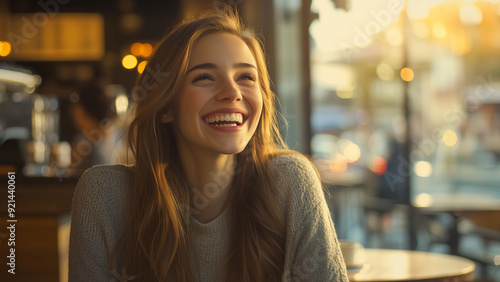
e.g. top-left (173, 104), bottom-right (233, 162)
top-left (348, 249), bottom-right (475, 282)
top-left (414, 193), bottom-right (500, 213)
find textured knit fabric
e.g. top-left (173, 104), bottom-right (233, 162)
top-left (68, 154), bottom-right (349, 281)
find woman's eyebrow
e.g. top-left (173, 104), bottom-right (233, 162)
top-left (187, 62), bottom-right (256, 74)
top-left (234, 62), bottom-right (257, 69)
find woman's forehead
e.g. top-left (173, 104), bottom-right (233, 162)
top-left (188, 33), bottom-right (257, 68)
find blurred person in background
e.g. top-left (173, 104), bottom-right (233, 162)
top-left (69, 82), bottom-right (121, 174)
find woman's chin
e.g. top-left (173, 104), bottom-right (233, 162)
top-left (213, 143), bottom-right (248, 155)
top-left (218, 147), bottom-right (246, 155)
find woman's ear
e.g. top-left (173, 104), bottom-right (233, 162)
top-left (161, 112), bottom-right (174, 123)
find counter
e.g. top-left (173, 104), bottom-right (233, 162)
top-left (0, 175), bottom-right (79, 282)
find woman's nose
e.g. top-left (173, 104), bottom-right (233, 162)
top-left (215, 79), bottom-right (242, 102)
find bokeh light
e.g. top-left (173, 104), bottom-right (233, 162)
top-left (370, 156), bottom-right (388, 175)
top-left (130, 43), bottom-right (143, 56)
top-left (131, 42), bottom-right (153, 58)
top-left (414, 193), bottom-right (433, 207)
top-left (414, 161), bottom-right (433, 177)
top-left (443, 129), bottom-right (458, 146)
top-left (400, 67), bottom-right (415, 82)
top-left (340, 139), bottom-right (361, 163)
top-left (122, 54), bottom-right (138, 69)
top-left (0, 41), bottom-right (12, 57)
top-left (459, 4), bottom-right (483, 26)
top-left (141, 43), bottom-right (153, 57)
top-left (432, 22), bottom-right (447, 38)
top-left (329, 155), bottom-right (348, 173)
top-left (137, 61), bottom-right (147, 74)
top-left (115, 95), bottom-right (129, 116)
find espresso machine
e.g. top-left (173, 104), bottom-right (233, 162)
top-left (0, 65), bottom-right (69, 177)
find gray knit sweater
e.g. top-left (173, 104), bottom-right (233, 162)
top-left (68, 154), bottom-right (348, 281)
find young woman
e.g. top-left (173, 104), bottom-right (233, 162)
top-left (69, 7), bottom-right (348, 282)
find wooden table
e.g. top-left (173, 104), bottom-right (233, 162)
top-left (348, 249), bottom-right (475, 282)
top-left (414, 193), bottom-right (500, 255)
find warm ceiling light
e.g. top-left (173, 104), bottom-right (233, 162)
top-left (400, 67), bottom-right (415, 82)
top-left (130, 42), bottom-right (143, 56)
top-left (141, 43), bottom-right (153, 57)
top-left (0, 41), bottom-right (12, 57)
top-left (137, 61), bottom-right (147, 74)
top-left (122, 54), bottom-right (138, 69)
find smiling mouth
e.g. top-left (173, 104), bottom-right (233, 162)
top-left (203, 113), bottom-right (245, 127)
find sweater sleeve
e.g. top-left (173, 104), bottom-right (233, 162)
top-left (274, 154), bottom-right (348, 282)
top-left (68, 165), bottom-right (131, 282)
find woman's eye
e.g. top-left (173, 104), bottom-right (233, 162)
top-left (193, 73), bottom-right (214, 83)
top-left (239, 73), bottom-right (256, 81)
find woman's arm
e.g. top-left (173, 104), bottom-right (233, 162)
top-left (273, 154), bottom-right (349, 281)
top-left (284, 200), bottom-right (348, 281)
top-left (68, 165), bottom-right (131, 282)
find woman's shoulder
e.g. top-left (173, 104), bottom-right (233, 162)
top-left (269, 152), bottom-right (324, 207)
top-left (78, 164), bottom-right (133, 189)
top-left (270, 152), bottom-right (319, 182)
top-left (270, 152), bottom-right (314, 169)
top-left (74, 164), bottom-right (133, 210)
top-left (80, 163), bottom-right (133, 178)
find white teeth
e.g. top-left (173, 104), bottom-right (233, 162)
top-left (204, 113), bottom-right (244, 124)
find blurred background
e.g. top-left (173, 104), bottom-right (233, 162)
top-left (1, 0), bottom-right (500, 281)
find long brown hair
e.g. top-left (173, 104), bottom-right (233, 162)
top-left (113, 6), bottom-right (292, 281)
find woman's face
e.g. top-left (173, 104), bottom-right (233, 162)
top-left (173, 32), bottom-right (263, 156)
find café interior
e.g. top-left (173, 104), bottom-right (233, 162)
top-left (1, 0), bottom-right (500, 281)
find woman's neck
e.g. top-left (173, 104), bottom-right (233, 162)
top-left (179, 149), bottom-right (235, 223)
